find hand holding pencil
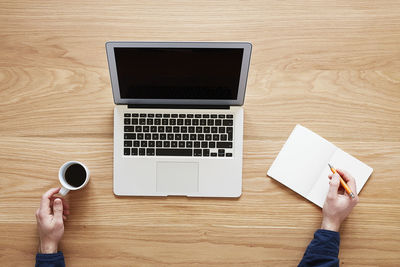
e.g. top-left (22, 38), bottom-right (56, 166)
top-left (321, 167), bottom-right (359, 232)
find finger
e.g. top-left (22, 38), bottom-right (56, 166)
top-left (50, 197), bottom-right (70, 215)
top-left (53, 198), bottom-right (64, 223)
top-left (328, 174), bottom-right (333, 179)
top-left (40, 188), bottom-right (61, 214)
top-left (337, 169), bottom-right (357, 193)
top-left (327, 173), bottom-right (341, 199)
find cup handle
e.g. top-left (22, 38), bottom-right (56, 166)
top-left (59, 187), bottom-right (69, 196)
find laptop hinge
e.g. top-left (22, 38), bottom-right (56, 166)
top-left (127, 104), bottom-right (230, 110)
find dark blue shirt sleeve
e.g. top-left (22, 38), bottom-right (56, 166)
top-left (298, 229), bottom-right (340, 267)
top-left (35, 251), bottom-right (65, 267)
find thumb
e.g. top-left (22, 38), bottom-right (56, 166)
top-left (53, 198), bottom-right (64, 221)
top-left (328, 173), bottom-right (340, 198)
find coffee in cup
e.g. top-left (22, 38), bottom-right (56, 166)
top-left (59, 161), bottom-right (90, 196)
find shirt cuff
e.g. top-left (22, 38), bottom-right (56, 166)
top-left (307, 229), bottom-right (340, 258)
top-left (36, 251), bottom-right (64, 262)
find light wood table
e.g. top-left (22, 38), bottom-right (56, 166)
top-left (1, 1), bottom-right (399, 266)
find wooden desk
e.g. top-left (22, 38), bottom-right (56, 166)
top-left (1, 1), bottom-right (399, 265)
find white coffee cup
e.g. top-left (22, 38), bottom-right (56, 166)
top-left (58, 161), bottom-right (90, 196)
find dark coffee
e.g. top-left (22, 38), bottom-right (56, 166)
top-left (65, 164), bottom-right (86, 188)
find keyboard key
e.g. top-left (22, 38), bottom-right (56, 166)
top-left (203, 149), bottom-right (210, 156)
top-left (156, 141), bottom-right (162, 147)
top-left (181, 126), bottom-right (187, 133)
top-left (147, 119), bottom-right (153, 125)
top-left (209, 142), bottom-right (216, 148)
top-left (211, 127), bottom-right (218, 133)
top-left (173, 126), bottom-right (180, 133)
top-left (175, 134), bottom-right (181, 140)
top-left (194, 149), bottom-right (202, 156)
top-left (143, 126), bottom-right (149, 132)
top-left (145, 133), bottom-right (151, 140)
top-left (135, 126), bottom-right (142, 132)
top-left (177, 119), bottom-right (183, 125)
top-left (183, 134), bottom-right (189, 140)
top-left (154, 119), bottom-right (161, 125)
top-left (196, 127), bottom-right (202, 133)
top-left (134, 141), bottom-right (140, 147)
top-left (187, 114), bottom-right (194, 118)
top-left (167, 134), bottom-right (174, 140)
top-left (217, 142), bottom-right (233, 148)
top-left (163, 114), bottom-right (170, 118)
top-left (188, 127), bottom-right (195, 133)
top-left (198, 134), bottom-right (204, 141)
top-left (205, 134), bottom-right (212, 141)
top-left (223, 120), bottom-right (233, 126)
top-left (151, 126), bottom-right (157, 132)
top-left (170, 119), bottom-right (176, 125)
top-left (162, 119), bottom-right (168, 125)
top-left (149, 141), bottom-right (155, 147)
top-left (131, 148), bottom-right (138, 155)
top-left (158, 126), bottom-right (164, 132)
top-left (201, 141), bottom-right (208, 148)
top-left (186, 141), bottom-right (193, 148)
top-left (215, 119), bottom-right (222, 126)
top-left (185, 119), bottom-right (191, 125)
top-left (227, 114), bottom-right (233, 118)
top-left (148, 114), bottom-right (154, 118)
top-left (219, 127), bottom-right (225, 133)
top-left (212, 134), bottom-right (219, 141)
top-left (156, 114), bottom-right (162, 118)
top-left (132, 119), bottom-right (138, 125)
top-left (124, 114), bottom-right (131, 117)
top-left (179, 141), bottom-right (185, 148)
top-left (152, 133), bottom-right (159, 140)
top-left (156, 149), bottom-right (192, 156)
top-left (124, 141), bottom-right (132, 147)
top-left (190, 134), bottom-right (196, 140)
top-left (124, 148), bottom-right (130, 155)
top-left (171, 141), bottom-right (177, 148)
top-left (124, 133), bottom-right (136, 139)
top-left (211, 114), bottom-right (217, 118)
top-left (139, 148), bottom-right (146, 155)
top-left (147, 148), bottom-right (155, 156)
top-left (137, 133), bottom-right (144, 140)
top-left (141, 141), bottom-right (147, 147)
top-left (132, 113), bottom-right (139, 117)
top-left (194, 141), bottom-right (200, 148)
top-left (211, 152), bottom-right (217, 157)
top-left (139, 119), bottom-right (146, 125)
top-left (160, 134), bottom-right (166, 140)
top-left (218, 114), bottom-right (225, 118)
top-left (195, 114), bottom-right (201, 118)
top-left (171, 114), bottom-right (178, 118)
top-left (166, 126), bottom-right (172, 133)
top-left (179, 114), bottom-right (186, 118)
top-left (140, 113), bottom-right (146, 117)
top-left (207, 119), bottom-right (214, 126)
top-left (203, 114), bottom-right (209, 118)
top-left (164, 141), bottom-right (170, 147)
top-left (124, 118), bottom-right (131, 125)
top-left (192, 119), bottom-right (199, 125)
top-left (226, 153), bottom-right (232, 157)
top-left (124, 126), bottom-right (135, 132)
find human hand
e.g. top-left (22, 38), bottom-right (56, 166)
top-left (36, 188), bottom-right (70, 253)
top-left (321, 169), bottom-right (359, 232)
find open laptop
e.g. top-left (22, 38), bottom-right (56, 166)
top-left (106, 41), bottom-right (252, 197)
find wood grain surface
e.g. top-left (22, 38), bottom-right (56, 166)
top-left (1, 1), bottom-right (399, 266)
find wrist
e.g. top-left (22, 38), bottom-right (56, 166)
top-left (39, 241), bottom-right (58, 254)
top-left (321, 218), bottom-right (340, 232)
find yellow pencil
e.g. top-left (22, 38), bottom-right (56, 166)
top-left (328, 163), bottom-right (355, 198)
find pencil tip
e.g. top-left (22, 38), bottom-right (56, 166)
top-left (328, 163), bottom-right (333, 168)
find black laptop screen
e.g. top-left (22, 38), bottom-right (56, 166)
top-left (114, 47), bottom-right (243, 100)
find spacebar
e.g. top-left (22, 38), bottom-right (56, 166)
top-left (156, 149), bottom-right (193, 156)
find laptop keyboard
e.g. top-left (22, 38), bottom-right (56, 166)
top-left (123, 113), bottom-right (234, 157)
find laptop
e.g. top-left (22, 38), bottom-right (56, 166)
top-left (105, 41), bottom-right (252, 197)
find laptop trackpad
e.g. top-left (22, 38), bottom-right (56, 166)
top-left (156, 162), bottom-right (199, 194)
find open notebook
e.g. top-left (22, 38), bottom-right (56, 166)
top-left (267, 124), bottom-right (373, 208)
